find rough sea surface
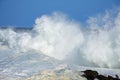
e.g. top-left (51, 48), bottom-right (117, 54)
top-left (0, 7), bottom-right (120, 80)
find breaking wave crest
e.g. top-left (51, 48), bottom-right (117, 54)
top-left (0, 8), bottom-right (120, 69)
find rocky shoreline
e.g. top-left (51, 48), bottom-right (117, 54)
top-left (24, 69), bottom-right (120, 80)
top-left (81, 70), bottom-right (120, 80)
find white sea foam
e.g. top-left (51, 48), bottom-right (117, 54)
top-left (0, 8), bottom-right (120, 69)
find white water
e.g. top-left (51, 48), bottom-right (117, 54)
top-left (1, 8), bottom-right (120, 68)
top-left (0, 7), bottom-right (120, 79)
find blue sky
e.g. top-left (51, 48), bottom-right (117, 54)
top-left (0, 0), bottom-right (120, 28)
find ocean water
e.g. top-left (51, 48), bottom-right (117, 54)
top-left (0, 8), bottom-right (120, 80)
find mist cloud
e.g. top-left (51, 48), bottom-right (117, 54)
top-left (0, 8), bottom-right (120, 69)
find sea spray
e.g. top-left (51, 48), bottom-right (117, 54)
top-left (0, 8), bottom-right (120, 69)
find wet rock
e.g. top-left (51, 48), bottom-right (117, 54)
top-left (81, 70), bottom-right (120, 80)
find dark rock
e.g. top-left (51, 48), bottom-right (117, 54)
top-left (81, 70), bottom-right (98, 80)
top-left (96, 75), bottom-right (109, 80)
top-left (81, 69), bottom-right (120, 80)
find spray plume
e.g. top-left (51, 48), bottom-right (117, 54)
top-left (0, 8), bottom-right (120, 69)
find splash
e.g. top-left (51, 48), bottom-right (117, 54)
top-left (0, 8), bottom-right (120, 69)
